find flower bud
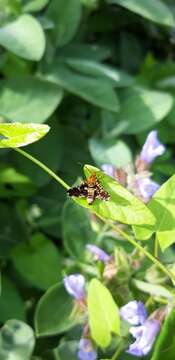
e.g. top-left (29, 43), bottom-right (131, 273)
top-left (63, 274), bottom-right (85, 300)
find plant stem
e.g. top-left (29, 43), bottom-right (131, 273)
top-left (14, 148), bottom-right (70, 190)
top-left (96, 214), bottom-right (175, 283)
top-left (111, 340), bottom-right (125, 360)
top-left (154, 235), bottom-right (159, 258)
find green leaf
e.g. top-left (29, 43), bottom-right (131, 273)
top-left (11, 233), bottom-right (62, 290)
top-left (35, 283), bottom-right (79, 337)
top-left (22, 0), bottom-right (49, 12)
top-left (87, 279), bottom-right (120, 348)
top-left (65, 58), bottom-right (133, 87)
top-left (117, 88), bottom-right (173, 134)
top-left (47, 0), bottom-right (81, 47)
top-left (69, 165), bottom-right (155, 226)
top-left (151, 309), bottom-right (175, 360)
top-left (109, 0), bottom-right (175, 27)
top-left (133, 175), bottom-right (175, 251)
top-left (54, 341), bottom-right (78, 360)
top-left (0, 76), bottom-right (63, 123)
top-left (0, 319), bottom-right (35, 360)
top-left (62, 201), bottom-right (95, 260)
top-left (0, 14), bottom-right (45, 60)
top-left (44, 61), bottom-right (120, 112)
top-left (0, 276), bottom-right (25, 322)
top-left (133, 279), bottom-right (174, 299)
top-left (89, 137), bottom-right (132, 168)
top-left (0, 123), bottom-right (50, 148)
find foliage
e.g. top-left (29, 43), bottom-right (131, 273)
top-left (0, 0), bottom-right (175, 359)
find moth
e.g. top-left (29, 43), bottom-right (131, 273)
top-left (67, 172), bottom-right (110, 205)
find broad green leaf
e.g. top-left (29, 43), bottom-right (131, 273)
top-left (22, 0), bottom-right (49, 12)
top-left (35, 283), bottom-right (79, 337)
top-left (62, 201), bottom-right (95, 260)
top-left (0, 123), bottom-right (50, 148)
top-left (87, 279), bottom-right (120, 348)
top-left (69, 165), bottom-right (155, 226)
top-left (0, 76), bottom-right (63, 123)
top-left (0, 276), bottom-right (25, 322)
top-left (89, 137), bottom-right (132, 168)
top-left (0, 319), bottom-right (35, 360)
top-left (133, 279), bottom-right (174, 299)
top-left (133, 175), bottom-right (175, 252)
top-left (44, 61), bottom-right (120, 112)
top-left (109, 0), bottom-right (175, 27)
top-left (65, 58), bottom-right (133, 87)
top-left (0, 14), bottom-right (45, 60)
top-left (151, 309), bottom-right (175, 360)
top-left (11, 233), bottom-right (62, 290)
top-left (117, 88), bottom-right (173, 134)
top-left (47, 0), bottom-right (81, 47)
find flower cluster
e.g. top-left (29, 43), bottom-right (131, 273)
top-left (120, 300), bottom-right (160, 356)
top-left (63, 254), bottom-right (161, 359)
top-left (102, 130), bottom-right (165, 202)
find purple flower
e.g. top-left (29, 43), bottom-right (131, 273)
top-left (120, 301), bottom-right (147, 325)
top-left (127, 319), bottom-right (160, 357)
top-left (63, 274), bottom-right (85, 300)
top-left (136, 177), bottom-right (160, 202)
top-left (140, 130), bottom-right (165, 164)
top-left (78, 338), bottom-right (97, 360)
top-left (101, 164), bottom-right (116, 179)
top-left (86, 244), bottom-right (110, 263)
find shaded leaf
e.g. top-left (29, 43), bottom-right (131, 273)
top-left (11, 233), bottom-right (62, 290)
top-left (35, 283), bottom-right (78, 337)
top-left (47, 0), bottom-right (81, 47)
top-left (110, 0), bottom-right (175, 27)
top-left (44, 61), bottom-right (120, 112)
top-left (0, 276), bottom-right (25, 322)
top-left (151, 309), bottom-right (175, 360)
top-left (0, 76), bottom-right (63, 123)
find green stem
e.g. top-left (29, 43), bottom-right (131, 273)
top-left (96, 214), bottom-right (175, 283)
top-left (111, 340), bottom-right (125, 360)
top-left (13, 148), bottom-right (175, 283)
top-left (154, 235), bottom-right (159, 258)
top-left (14, 148), bottom-right (70, 190)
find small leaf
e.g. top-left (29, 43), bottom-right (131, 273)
top-left (11, 233), bottom-right (62, 290)
top-left (87, 279), bottom-right (120, 348)
top-left (0, 123), bottom-right (50, 148)
top-left (0, 14), bottom-right (45, 60)
top-left (109, 0), bottom-right (175, 27)
top-left (35, 283), bottom-right (79, 337)
top-left (22, 0), bottom-right (49, 12)
top-left (0, 319), bottom-right (35, 360)
top-left (151, 309), bottom-right (175, 360)
top-left (69, 165), bottom-right (155, 226)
